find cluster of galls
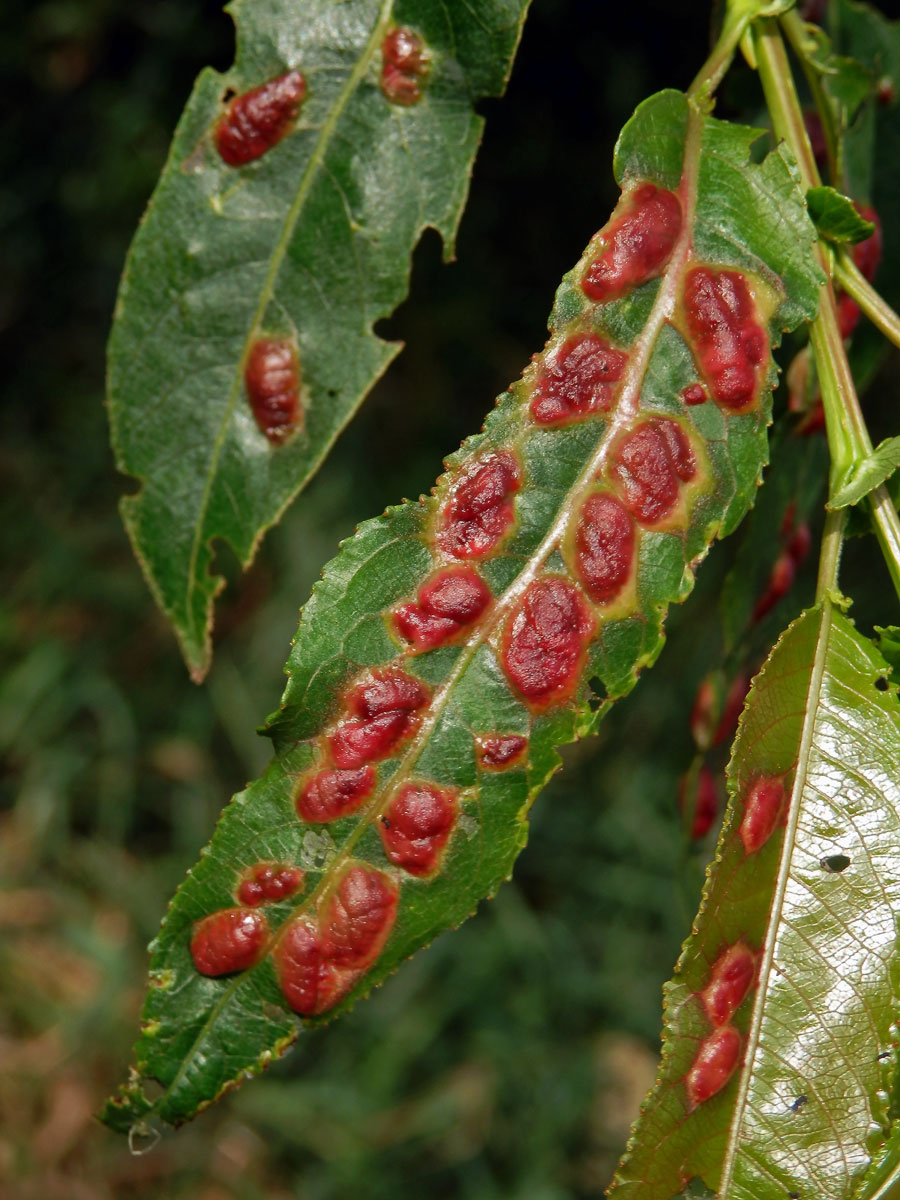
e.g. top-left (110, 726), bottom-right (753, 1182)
top-left (189, 175), bottom-right (774, 1021)
top-left (208, 27), bottom-right (431, 444)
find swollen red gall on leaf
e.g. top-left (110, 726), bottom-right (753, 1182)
top-left (685, 1025), bottom-right (742, 1107)
top-left (296, 766), bottom-right (376, 822)
top-left (612, 418), bottom-right (697, 524)
top-left (740, 775), bottom-right (786, 854)
top-left (701, 943), bottom-right (757, 1026)
top-left (190, 907), bottom-right (268, 976)
top-left (477, 734), bottom-right (528, 768)
top-left (502, 577), bottom-right (594, 701)
top-left (530, 334), bottom-right (628, 425)
top-left (684, 267), bottom-right (767, 410)
top-left (574, 492), bottom-right (635, 603)
top-left (379, 782), bottom-right (457, 876)
top-left (681, 383), bottom-right (707, 406)
top-left (215, 71), bottom-right (307, 166)
top-left (582, 184), bottom-right (683, 303)
top-left (394, 566), bottom-right (491, 650)
top-left (380, 27), bottom-right (429, 106)
top-left (237, 863), bottom-right (304, 906)
top-left (245, 338), bottom-right (302, 443)
top-left (329, 669), bottom-right (429, 768)
top-left (275, 920), bottom-right (332, 1015)
top-left (438, 451), bottom-right (521, 559)
top-left (319, 865), bottom-right (398, 969)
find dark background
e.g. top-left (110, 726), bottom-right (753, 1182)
top-left (1, 1), bottom-right (896, 1197)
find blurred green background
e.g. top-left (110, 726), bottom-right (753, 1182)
top-left (3, 1), bottom-right (898, 1197)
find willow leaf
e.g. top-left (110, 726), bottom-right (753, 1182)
top-left (611, 601), bottom-right (900, 1200)
top-left (101, 89), bottom-right (821, 1134)
top-left (108, 0), bottom-right (530, 680)
top-left (829, 436), bottom-right (900, 509)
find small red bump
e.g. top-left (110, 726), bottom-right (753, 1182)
top-left (379, 782), bottom-right (457, 875)
top-left (478, 734), bottom-right (528, 768)
top-left (582, 184), bottom-right (683, 303)
top-left (394, 567), bottom-right (491, 650)
top-left (530, 334), bottom-right (628, 425)
top-left (329, 670), bottom-right (429, 768)
top-left (237, 879), bottom-right (266, 906)
top-left (319, 865), bottom-right (398, 968)
top-left (190, 907), bottom-right (268, 976)
top-left (679, 766), bottom-right (719, 839)
top-left (681, 383), bottom-right (707, 406)
top-left (878, 77), bottom-right (896, 107)
top-left (685, 1026), bottom-right (742, 1107)
top-left (438, 451), bottom-right (521, 559)
top-left (612, 418), bottom-right (697, 525)
top-left (380, 28), bottom-right (428, 106)
top-left (237, 863), bottom-right (304, 905)
top-left (702, 943), bottom-right (757, 1027)
top-left (740, 775), bottom-right (786, 854)
top-left (215, 71), bottom-right (307, 166)
top-left (684, 267), bottom-right (767, 411)
top-left (297, 766), bottom-right (376, 822)
top-left (276, 920), bottom-right (335, 1015)
top-left (502, 577), bottom-right (594, 702)
top-left (574, 492), bottom-right (635, 604)
top-left (245, 337), bottom-right (301, 443)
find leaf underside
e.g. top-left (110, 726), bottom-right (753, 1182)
top-left (610, 601), bottom-right (900, 1200)
top-left (102, 88), bottom-right (822, 1135)
top-left (108, 0), bottom-right (531, 679)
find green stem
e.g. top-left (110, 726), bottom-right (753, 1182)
top-left (752, 19), bottom-right (900, 606)
top-left (814, 507), bottom-right (846, 600)
top-left (835, 253), bottom-right (900, 352)
top-left (687, 6), bottom-right (749, 103)
top-left (779, 8), bottom-right (841, 184)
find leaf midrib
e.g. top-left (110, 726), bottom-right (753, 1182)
top-left (183, 0), bottom-right (396, 646)
top-left (717, 600), bottom-right (835, 1195)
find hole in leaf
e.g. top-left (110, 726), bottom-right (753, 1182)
top-left (876, 676), bottom-right (890, 691)
top-left (878, 1050), bottom-right (893, 1061)
top-left (221, 86), bottom-right (237, 103)
top-left (787, 1193), bottom-right (799, 1199)
top-left (789, 1094), bottom-right (808, 1112)
top-left (820, 853), bottom-right (850, 873)
top-left (589, 675), bottom-right (608, 707)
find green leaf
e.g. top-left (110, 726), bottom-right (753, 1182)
top-left (108, 0), bottom-right (531, 680)
top-left (102, 89), bottom-right (822, 1134)
top-left (807, 184), bottom-right (877, 243)
top-left (828, 435), bottom-right (900, 508)
top-left (610, 601), bottom-right (900, 1200)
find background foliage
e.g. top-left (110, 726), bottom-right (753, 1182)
top-left (2, 0), bottom-right (899, 1196)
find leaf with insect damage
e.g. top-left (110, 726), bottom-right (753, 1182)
top-left (610, 601), bottom-right (900, 1200)
top-left (101, 88), bottom-right (821, 1133)
top-left (108, 0), bottom-right (530, 679)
